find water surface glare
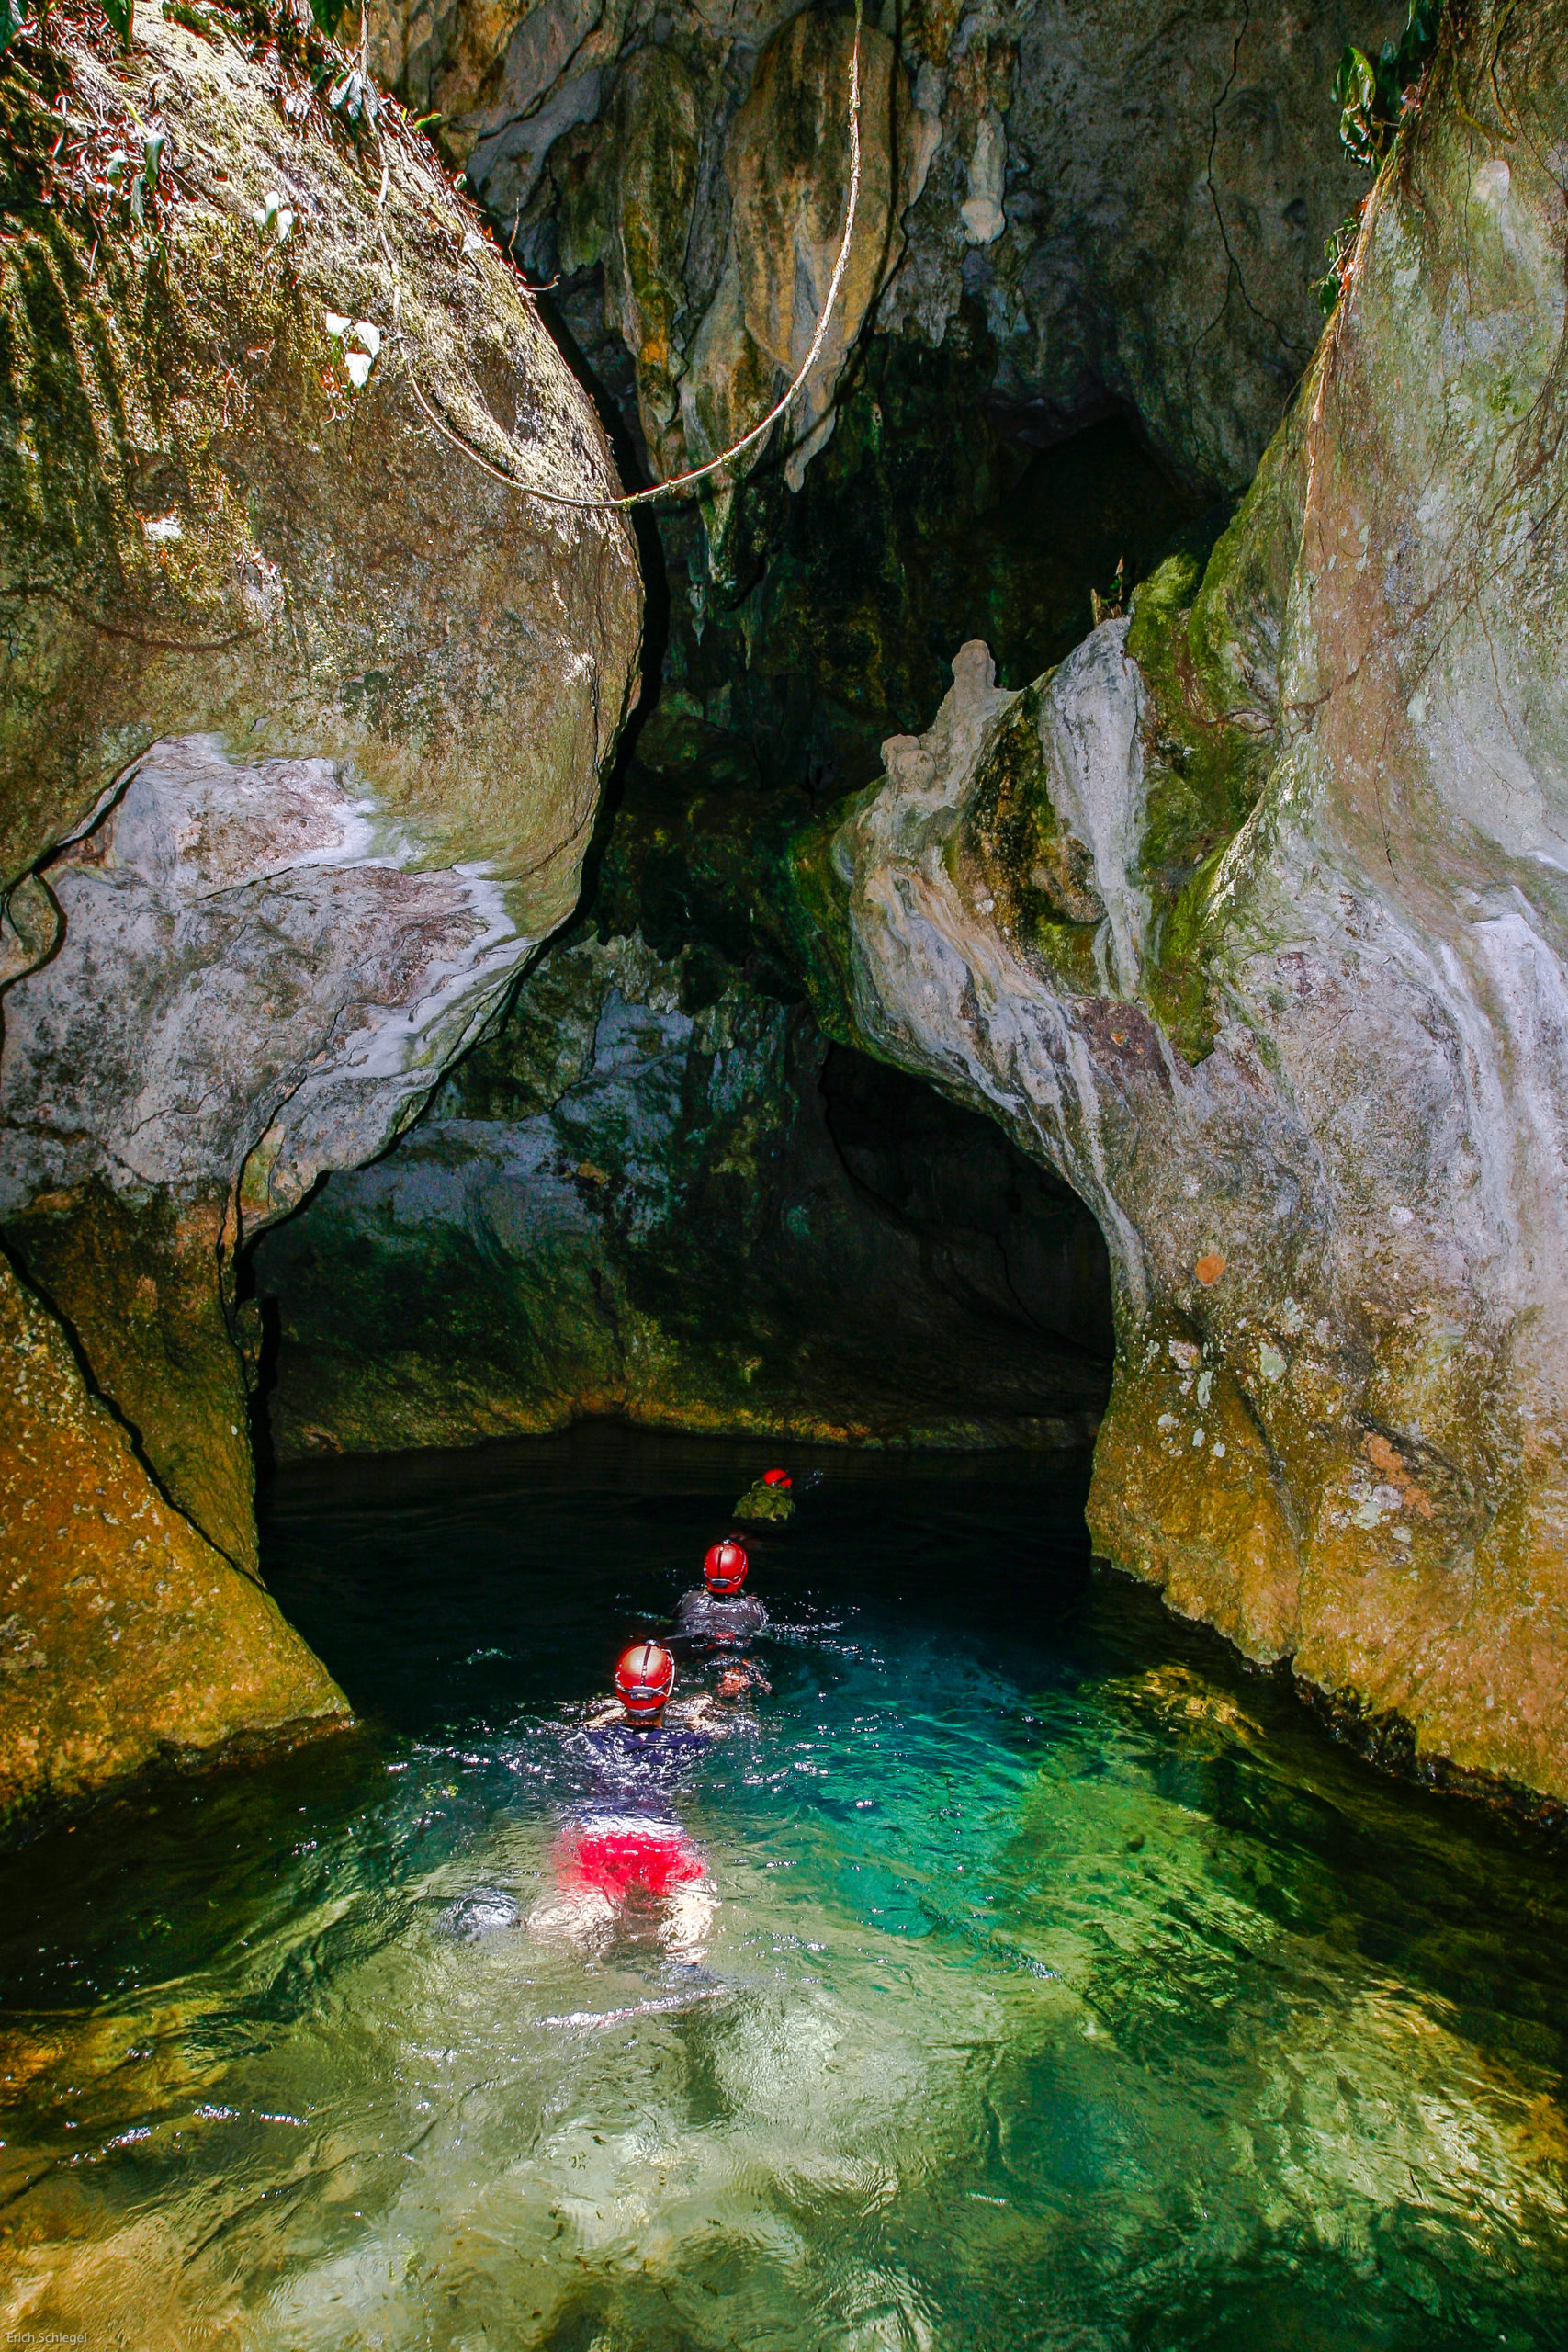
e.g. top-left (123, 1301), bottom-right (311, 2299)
top-left (4, 1430), bottom-right (1568, 2347)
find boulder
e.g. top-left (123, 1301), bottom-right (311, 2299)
top-left (0, 0), bottom-right (640, 1809)
top-left (0, 1248), bottom-right (345, 1826)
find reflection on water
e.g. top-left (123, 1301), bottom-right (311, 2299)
top-left (3, 1429), bottom-right (1567, 2348)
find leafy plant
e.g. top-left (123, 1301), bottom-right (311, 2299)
top-left (1333, 0), bottom-right (1441, 169)
top-left (101, 0), bottom-right (131, 47)
top-left (1317, 210), bottom-right (1362, 313)
top-left (254, 187), bottom-right (295, 243)
top-left (325, 54), bottom-right (377, 126)
top-left (323, 310), bottom-right (381, 387)
top-left (101, 127), bottom-right (164, 228)
top-left (1316, 2), bottom-right (1441, 311)
top-left (0, 0), bottom-right (28, 62)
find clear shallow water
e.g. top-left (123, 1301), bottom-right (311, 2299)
top-left (4, 1430), bottom-right (1568, 2350)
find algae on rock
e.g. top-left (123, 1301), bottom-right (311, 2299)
top-left (0, 1248), bottom-right (346, 1826)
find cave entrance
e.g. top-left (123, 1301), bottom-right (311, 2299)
top-left (250, 988), bottom-right (1114, 1464)
top-left (809, 1041), bottom-right (1114, 1436)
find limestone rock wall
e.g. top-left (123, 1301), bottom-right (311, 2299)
top-left (792, 0), bottom-right (1568, 1804)
top-left (364, 0), bottom-right (1386, 910)
top-left (372, 0), bottom-right (1383, 500)
top-left (0, 0), bottom-right (641, 1815)
top-left (0, 1250), bottom-right (345, 1826)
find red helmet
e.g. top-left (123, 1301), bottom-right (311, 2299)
top-left (615, 1640), bottom-right (674, 1718)
top-left (762, 1469), bottom-right (792, 1489)
top-left (704, 1537), bottom-right (750, 1594)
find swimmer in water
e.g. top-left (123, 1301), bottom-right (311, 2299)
top-left (529, 1641), bottom-right (726, 1961)
top-left (672, 1536), bottom-right (768, 1656)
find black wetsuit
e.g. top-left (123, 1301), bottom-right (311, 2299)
top-left (565, 1718), bottom-right (721, 1874)
top-left (577, 1718), bottom-right (716, 1804)
top-left (672, 1588), bottom-right (768, 1650)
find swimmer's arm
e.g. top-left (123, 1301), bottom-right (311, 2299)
top-left (676, 1692), bottom-right (727, 1730)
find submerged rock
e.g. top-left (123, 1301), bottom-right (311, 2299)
top-left (439, 1888), bottom-right (523, 1938)
top-left (0, 0), bottom-right (640, 1812)
top-left (790, 2), bottom-right (1568, 1803)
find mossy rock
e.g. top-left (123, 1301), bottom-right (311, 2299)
top-left (0, 1247), bottom-right (347, 1824)
top-left (1124, 401), bottom-right (1311, 1058)
top-left (0, 0), bottom-right (639, 907)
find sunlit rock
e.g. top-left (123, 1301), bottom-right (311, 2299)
top-left (0, 1250), bottom-right (346, 1824)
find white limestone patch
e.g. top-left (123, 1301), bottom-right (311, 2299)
top-left (1032, 619), bottom-right (1150, 998)
top-left (0, 736), bottom-right (545, 1225)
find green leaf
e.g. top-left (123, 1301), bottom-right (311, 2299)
top-left (1330, 3), bottom-right (1442, 171)
top-left (0, 0), bottom-right (28, 58)
top-left (309, 0), bottom-right (349, 35)
top-left (1407, 0), bottom-right (1438, 48)
top-left (1331, 43), bottom-right (1375, 109)
top-left (101, 0), bottom-right (132, 44)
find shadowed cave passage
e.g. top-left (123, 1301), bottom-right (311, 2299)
top-left (248, 372), bottom-right (1193, 1474)
top-left (251, 1001), bottom-right (1115, 1463)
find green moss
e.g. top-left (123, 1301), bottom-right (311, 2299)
top-left (1143, 844), bottom-right (1231, 1061)
top-left (957, 679), bottom-right (1102, 998)
top-left (780, 800), bottom-right (867, 1048)
top-left (0, 0), bottom-right (638, 904)
top-left (1124, 410), bottom-right (1307, 1057)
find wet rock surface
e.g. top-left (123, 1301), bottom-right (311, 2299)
top-left (791, 0), bottom-right (1568, 1802)
top-left (367, 0), bottom-right (1378, 823)
top-left (0, 1250), bottom-right (345, 1826)
top-left (374, 0), bottom-right (1379, 494)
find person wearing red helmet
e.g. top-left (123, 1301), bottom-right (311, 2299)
top-left (529, 1639), bottom-right (728, 1959)
top-left (672, 1534), bottom-right (768, 1655)
top-left (614, 1638), bottom-right (676, 1721)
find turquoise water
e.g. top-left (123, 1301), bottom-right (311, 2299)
top-left (3, 1430), bottom-right (1567, 2347)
